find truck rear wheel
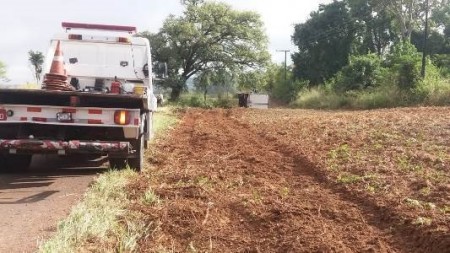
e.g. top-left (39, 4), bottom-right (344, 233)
top-left (0, 154), bottom-right (6, 172)
top-left (128, 135), bottom-right (144, 172)
top-left (1, 155), bottom-right (32, 173)
top-left (109, 158), bottom-right (127, 169)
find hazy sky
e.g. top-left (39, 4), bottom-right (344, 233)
top-left (0, 0), bottom-right (331, 84)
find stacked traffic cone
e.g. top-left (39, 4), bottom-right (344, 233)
top-left (42, 41), bottom-right (74, 91)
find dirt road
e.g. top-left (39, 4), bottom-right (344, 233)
top-left (131, 108), bottom-right (449, 252)
top-left (0, 155), bottom-right (104, 253)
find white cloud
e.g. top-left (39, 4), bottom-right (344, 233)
top-left (0, 0), bottom-right (330, 84)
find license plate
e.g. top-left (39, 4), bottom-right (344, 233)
top-left (56, 112), bottom-right (72, 122)
top-left (0, 109), bottom-right (6, 121)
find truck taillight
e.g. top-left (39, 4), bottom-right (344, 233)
top-left (114, 110), bottom-right (131, 125)
top-left (69, 34), bottom-right (82, 40)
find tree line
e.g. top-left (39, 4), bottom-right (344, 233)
top-left (290, 0), bottom-right (450, 108)
top-left (2, 0), bottom-right (448, 109)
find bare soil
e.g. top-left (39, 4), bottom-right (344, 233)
top-left (130, 107), bottom-right (449, 253)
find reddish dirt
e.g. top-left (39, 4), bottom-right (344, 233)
top-left (130, 108), bottom-right (449, 253)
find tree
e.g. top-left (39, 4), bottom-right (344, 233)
top-left (348, 0), bottom-right (396, 55)
top-left (376, 0), bottom-right (446, 42)
top-left (194, 70), bottom-right (213, 102)
top-left (0, 61), bottom-right (7, 82)
top-left (268, 63), bottom-right (306, 102)
top-left (332, 54), bottom-right (386, 92)
top-left (292, 1), bottom-right (356, 85)
top-left (238, 70), bottom-right (268, 92)
top-left (28, 50), bottom-right (44, 83)
top-left (140, 1), bottom-right (270, 100)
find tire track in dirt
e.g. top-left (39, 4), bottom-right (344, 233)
top-left (234, 109), bottom-right (450, 253)
top-left (133, 109), bottom-right (435, 252)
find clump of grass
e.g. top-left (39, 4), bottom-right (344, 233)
top-left (39, 169), bottom-right (145, 252)
top-left (153, 107), bottom-right (179, 137)
top-left (412, 216), bottom-right (433, 226)
top-left (291, 77), bottom-right (450, 109)
top-left (405, 198), bottom-right (423, 208)
top-left (293, 87), bottom-right (350, 109)
top-left (397, 156), bottom-right (423, 172)
top-left (175, 93), bottom-right (237, 109)
top-left (337, 173), bottom-right (376, 184)
top-left (279, 187), bottom-right (290, 199)
top-left (337, 173), bottom-right (364, 184)
top-left (142, 188), bottom-right (161, 206)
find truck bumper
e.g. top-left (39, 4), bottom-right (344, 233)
top-left (0, 139), bottom-right (131, 156)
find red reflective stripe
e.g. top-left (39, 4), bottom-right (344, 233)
top-left (32, 117), bottom-right (47, 122)
top-left (62, 22), bottom-right (137, 33)
top-left (63, 108), bottom-right (77, 113)
top-left (27, 107), bottom-right (42, 113)
top-left (20, 117), bottom-right (27, 121)
top-left (88, 109), bottom-right (102, 115)
top-left (88, 119), bottom-right (103, 124)
top-left (134, 118), bottom-right (139, 126)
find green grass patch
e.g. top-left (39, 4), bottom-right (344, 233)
top-left (292, 78), bottom-right (450, 110)
top-left (39, 108), bottom-right (179, 252)
top-left (39, 169), bottom-right (143, 252)
top-left (174, 93), bottom-right (238, 109)
top-left (153, 107), bottom-right (179, 137)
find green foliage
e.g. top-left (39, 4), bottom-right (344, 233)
top-left (288, 1), bottom-right (450, 109)
top-left (39, 170), bottom-right (144, 253)
top-left (273, 79), bottom-right (307, 103)
top-left (387, 41), bottom-right (423, 90)
top-left (238, 70), bottom-right (268, 92)
top-left (214, 97), bottom-right (235, 109)
top-left (293, 86), bottom-right (351, 109)
top-left (153, 107), bottom-right (179, 137)
top-left (267, 64), bottom-right (305, 103)
top-left (292, 1), bottom-right (356, 85)
top-left (333, 54), bottom-right (386, 92)
top-left (28, 50), bottom-right (44, 83)
top-left (176, 93), bottom-right (236, 109)
top-left (347, 0), bottom-right (396, 55)
top-left (178, 94), bottom-right (206, 108)
top-left (293, 71), bottom-right (450, 110)
top-left (432, 54), bottom-right (450, 76)
top-left (139, 1), bottom-right (269, 100)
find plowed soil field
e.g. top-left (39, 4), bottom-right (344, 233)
top-left (129, 107), bottom-right (449, 252)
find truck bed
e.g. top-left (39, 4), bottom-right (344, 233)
top-left (0, 89), bottom-right (148, 110)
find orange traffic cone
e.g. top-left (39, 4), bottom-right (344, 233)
top-left (42, 41), bottom-right (74, 91)
top-left (48, 41), bottom-right (66, 76)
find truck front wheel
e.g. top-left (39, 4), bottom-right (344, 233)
top-left (128, 135), bottom-right (144, 172)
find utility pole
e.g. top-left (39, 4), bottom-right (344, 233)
top-left (421, 0), bottom-right (429, 78)
top-left (276, 50), bottom-right (290, 81)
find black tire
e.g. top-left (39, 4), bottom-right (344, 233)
top-left (109, 158), bottom-right (127, 169)
top-left (128, 135), bottom-right (144, 172)
top-left (2, 155), bottom-right (32, 173)
top-left (0, 154), bottom-right (7, 172)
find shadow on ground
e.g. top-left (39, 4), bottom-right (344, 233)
top-left (0, 154), bottom-right (108, 204)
